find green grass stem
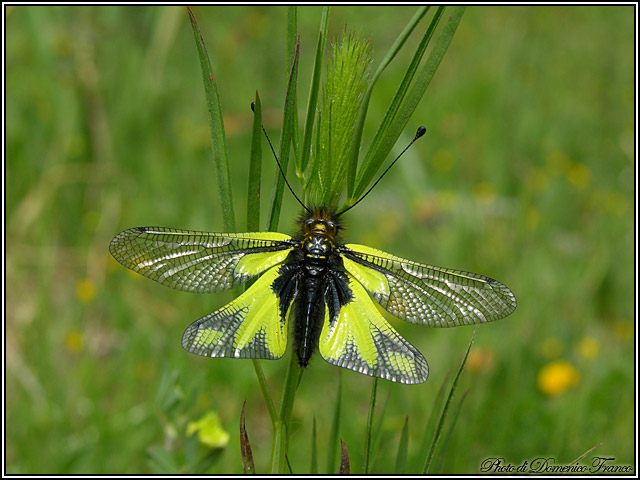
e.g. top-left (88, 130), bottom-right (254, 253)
top-left (346, 5), bottom-right (430, 199)
top-left (363, 377), bottom-right (378, 474)
top-left (423, 326), bottom-right (477, 474)
top-left (187, 7), bottom-right (235, 231)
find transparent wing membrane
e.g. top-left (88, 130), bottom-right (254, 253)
top-left (109, 227), bottom-right (293, 293)
top-left (342, 244), bottom-right (516, 328)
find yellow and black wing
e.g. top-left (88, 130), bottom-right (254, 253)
top-left (109, 227), bottom-right (294, 293)
top-left (110, 227), bottom-right (295, 360)
top-left (340, 244), bottom-right (516, 328)
top-left (318, 273), bottom-right (429, 384)
top-left (182, 265), bottom-right (289, 359)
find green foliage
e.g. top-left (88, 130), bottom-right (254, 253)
top-left (307, 30), bottom-right (373, 206)
top-left (5, 5), bottom-right (634, 475)
top-left (147, 369), bottom-right (226, 474)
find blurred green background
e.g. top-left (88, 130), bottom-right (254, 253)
top-left (5, 5), bottom-right (634, 474)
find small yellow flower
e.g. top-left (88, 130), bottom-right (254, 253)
top-left (567, 162), bottom-right (591, 190)
top-left (187, 411), bottom-right (229, 449)
top-left (64, 329), bottom-right (85, 354)
top-left (578, 337), bottom-right (600, 360)
top-left (75, 278), bottom-right (97, 304)
top-left (537, 360), bottom-right (580, 396)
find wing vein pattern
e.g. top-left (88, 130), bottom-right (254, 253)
top-left (109, 227), bottom-right (294, 293)
top-left (341, 244), bottom-right (516, 328)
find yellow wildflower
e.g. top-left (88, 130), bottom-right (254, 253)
top-left (567, 162), bottom-right (591, 190)
top-left (75, 278), bottom-right (97, 304)
top-left (578, 337), bottom-right (600, 360)
top-left (537, 360), bottom-right (580, 396)
top-left (187, 411), bottom-right (229, 449)
top-left (64, 329), bottom-right (85, 354)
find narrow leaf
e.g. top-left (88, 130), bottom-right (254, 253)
top-left (394, 416), bottom-right (410, 474)
top-left (385, 6), bottom-right (466, 167)
top-left (363, 377), bottom-right (378, 474)
top-left (246, 98), bottom-right (277, 427)
top-left (416, 370), bottom-right (450, 471)
top-left (247, 93), bottom-right (262, 233)
top-left (240, 400), bottom-right (255, 474)
top-left (571, 442), bottom-right (604, 465)
top-left (187, 7), bottom-right (235, 231)
top-left (286, 7), bottom-right (300, 164)
top-left (431, 389), bottom-right (470, 473)
top-left (251, 359), bottom-right (276, 428)
top-left (267, 35), bottom-right (300, 231)
top-left (346, 5), bottom-right (430, 198)
top-left (299, 6), bottom-right (330, 177)
top-left (352, 6), bottom-right (445, 202)
top-left (326, 371), bottom-right (342, 473)
top-left (270, 351), bottom-right (301, 474)
top-left (338, 438), bottom-right (350, 474)
top-left (423, 325), bottom-right (478, 474)
top-left (369, 390), bottom-right (391, 473)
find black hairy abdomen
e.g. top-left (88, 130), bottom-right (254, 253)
top-left (272, 250), bottom-right (353, 368)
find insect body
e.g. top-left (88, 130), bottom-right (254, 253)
top-left (110, 206), bottom-right (516, 384)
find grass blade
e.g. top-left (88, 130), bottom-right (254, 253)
top-left (571, 442), bottom-right (604, 465)
top-left (240, 400), bottom-right (256, 474)
top-left (267, 35), bottom-right (300, 231)
top-left (416, 370), bottom-right (450, 471)
top-left (346, 5), bottom-right (430, 198)
top-left (298, 6), bottom-right (330, 177)
top-left (431, 389), bottom-right (470, 473)
top-left (269, 351), bottom-right (301, 474)
top-left (310, 417), bottom-right (318, 474)
top-left (286, 7), bottom-right (300, 166)
top-left (356, 6), bottom-right (466, 201)
top-left (251, 359), bottom-right (276, 428)
top-left (423, 325), bottom-right (478, 474)
top-left (363, 377), bottom-right (378, 474)
top-left (246, 95), bottom-right (277, 428)
top-left (394, 416), bottom-right (410, 474)
top-left (187, 7), bottom-right (235, 231)
top-left (369, 390), bottom-right (391, 473)
top-left (326, 372), bottom-right (342, 473)
top-left (388, 6), bottom-right (466, 156)
top-left (247, 92), bottom-right (262, 233)
top-left (352, 6), bottom-right (445, 202)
